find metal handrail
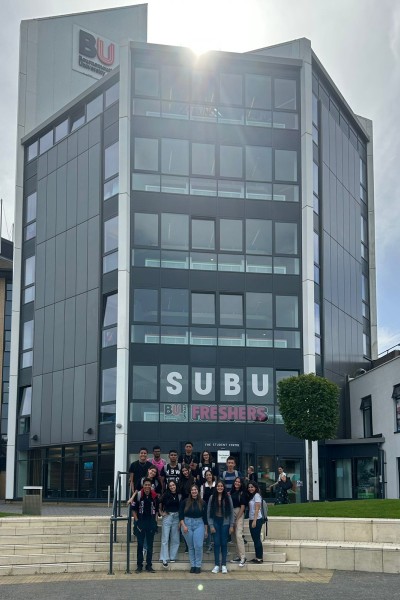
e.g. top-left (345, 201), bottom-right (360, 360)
top-left (108, 470), bottom-right (132, 575)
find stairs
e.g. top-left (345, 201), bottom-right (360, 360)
top-left (0, 516), bottom-right (300, 576)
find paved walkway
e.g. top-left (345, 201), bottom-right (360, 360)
top-left (0, 570), bottom-right (398, 599)
top-left (0, 500), bottom-right (116, 517)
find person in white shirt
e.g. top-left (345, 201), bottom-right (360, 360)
top-left (247, 481), bottom-right (263, 563)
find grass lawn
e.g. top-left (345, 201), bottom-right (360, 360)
top-left (268, 499), bottom-right (400, 519)
top-left (0, 512), bottom-right (19, 518)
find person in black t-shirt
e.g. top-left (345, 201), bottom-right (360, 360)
top-left (161, 449), bottom-right (182, 490)
top-left (132, 478), bottom-right (159, 573)
top-left (179, 441), bottom-right (199, 478)
top-left (198, 451), bottom-right (219, 484)
top-left (129, 447), bottom-right (153, 492)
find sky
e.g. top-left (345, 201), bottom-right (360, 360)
top-left (0, 0), bottom-right (399, 354)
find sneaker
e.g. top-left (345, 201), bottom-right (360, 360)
top-left (243, 538), bottom-right (248, 544)
top-left (135, 566), bottom-right (143, 574)
top-left (222, 565), bottom-right (228, 574)
top-left (145, 566), bottom-right (156, 573)
top-left (239, 558), bottom-right (247, 567)
top-left (169, 559), bottom-right (176, 563)
top-left (230, 557), bottom-right (240, 563)
top-left (162, 561), bottom-right (168, 568)
top-left (184, 548), bottom-right (189, 553)
top-left (190, 567), bottom-right (196, 573)
top-left (211, 565), bottom-right (220, 574)
top-left (250, 558), bottom-right (263, 564)
top-left (195, 567), bottom-right (201, 574)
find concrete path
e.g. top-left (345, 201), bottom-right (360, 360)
top-left (0, 500), bottom-right (116, 517)
top-left (0, 570), bottom-right (398, 600)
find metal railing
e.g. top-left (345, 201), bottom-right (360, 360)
top-left (109, 470), bottom-right (132, 575)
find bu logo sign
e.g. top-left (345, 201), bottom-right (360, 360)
top-left (79, 29), bottom-right (115, 66)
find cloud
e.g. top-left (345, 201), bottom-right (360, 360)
top-left (377, 326), bottom-right (400, 355)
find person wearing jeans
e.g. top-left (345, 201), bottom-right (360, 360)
top-left (207, 479), bottom-right (234, 574)
top-left (230, 477), bottom-right (247, 567)
top-left (159, 480), bottom-right (181, 567)
top-left (132, 479), bottom-right (159, 573)
top-left (179, 484), bottom-right (207, 573)
top-left (247, 481), bottom-right (263, 563)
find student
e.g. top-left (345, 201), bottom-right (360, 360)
top-left (150, 445), bottom-right (167, 487)
top-left (200, 470), bottom-right (216, 504)
top-left (140, 466), bottom-right (162, 496)
top-left (159, 480), bottom-right (181, 567)
top-left (178, 465), bottom-right (195, 500)
top-left (198, 451), bottom-right (219, 484)
top-left (229, 477), bottom-right (247, 567)
top-left (207, 479), bottom-right (234, 574)
top-left (222, 456), bottom-right (242, 493)
top-left (129, 447), bottom-right (153, 492)
top-left (246, 466), bottom-right (258, 484)
top-left (179, 484), bottom-right (208, 573)
top-left (162, 449), bottom-right (182, 490)
top-left (132, 478), bottom-right (159, 573)
top-left (179, 441), bottom-right (199, 478)
top-left (268, 466), bottom-right (285, 492)
top-left (247, 481), bottom-right (263, 563)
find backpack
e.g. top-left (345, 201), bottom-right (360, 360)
top-left (261, 498), bottom-right (268, 523)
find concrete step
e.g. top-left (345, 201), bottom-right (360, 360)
top-left (0, 559), bottom-right (300, 577)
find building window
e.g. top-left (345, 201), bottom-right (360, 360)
top-left (246, 292), bottom-right (272, 329)
top-left (192, 293), bottom-right (215, 325)
top-left (134, 213), bottom-right (159, 247)
top-left (161, 213), bottom-right (189, 250)
top-left (275, 222), bottom-right (298, 255)
top-left (104, 141), bottom-right (119, 200)
top-left (246, 146), bottom-right (272, 181)
top-left (102, 294), bottom-right (118, 348)
top-left (18, 387), bottom-right (32, 434)
top-left (245, 74), bottom-right (271, 109)
top-left (392, 385), bottom-right (400, 433)
top-left (275, 296), bottom-right (298, 328)
top-left (103, 216), bottom-right (118, 274)
top-left (192, 219), bottom-right (215, 250)
top-left (192, 143), bottom-right (216, 176)
top-left (220, 219), bottom-right (242, 252)
top-left (21, 320), bottom-right (34, 368)
top-left (132, 365), bottom-right (158, 400)
top-left (274, 79), bottom-right (297, 110)
top-left (220, 145), bottom-right (243, 178)
top-left (23, 255), bottom-right (35, 304)
top-left (100, 367), bottom-right (117, 423)
top-left (161, 138), bottom-right (189, 176)
top-left (135, 67), bottom-right (159, 97)
top-left (134, 289), bottom-right (158, 322)
top-left (275, 150), bottom-right (297, 182)
top-left (360, 396), bottom-right (373, 438)
top-left (161, 289), bottom-right (189, 325)
top-left (220, 294), bottom-right (243, 327)
top-left (24, 191), bottom-right (37, 241)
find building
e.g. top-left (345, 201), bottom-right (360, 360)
top-left (0, 238), bottom-right (13, 498)
top-left (6, 6), bottom-right (377, 501)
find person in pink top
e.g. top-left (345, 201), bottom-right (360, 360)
top-left (151, 445), bottom-right (167, 488)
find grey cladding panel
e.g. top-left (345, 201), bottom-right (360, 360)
top-left (86, 289), bottom-right (99, 364)
top-left (36, 178), bottom-right (47, 244)
top-left (32, 308), bottom-right (45, 376)
top-left (337, 245), bottom-right (345, 311)
top-left (67, 132), bottom-right (78, 162)
top-left (40, 373), bottom-right (53, 445)
top-left (30, 376), bottom-right (43, 441)
top-left (65, 228), bottom-right (77, 298)
top-left (329, 171), bottom-right (337, 241)
top-left (88, 144), bottom-right (101, 219)
top-left (74, 293), bottom-right (87, 367)
top-left (64, 297), bottom-right (76, 369)
top-left (56, 165), bottom-right (67, 235)
top-left (47, 147), bottom-right (57, 174)
top-left (43, 304), bottom-right (55, 374)
top-left (72, 365), bottom-right (86, 441)
top-left (336, 123), bottom-right (343, 183)
top-left (87, 216), bottom-right (100, 291)
top-left (35, 242), bottom-right (46, 309)
top-left (78, 124), bottom-right (89, 156)
top-left (77, 151), bottom-right (89, 225)
top-left (336, 183), bottom-right (344, 248)
top-left (61, 368), bottom-right (74, 443)
top-left (322, 234), bottom-right (331, 302)
top-left (57, 139), bottom-right (68, 168)
top-left (54, 233), bottom-right (66, 303)
top-left (37, 154), bottom-right (47, 180)
top-left (66, 158), bottom-right (78, 229)
top-left (89, 116), bottom-right (101, 148)
top-left (51, 370), bottom-right (63, 444)
top-left (45, 238), bottom-right (56, 306)
top-left (76, 222), bottom-right (88, 295)
top-left (84, 362), bottom-right (98, 438)
top-left (342, 135), bottom-right (349, 191)
top-left (53, 301), bottom-right (65, 372)
top-left (329, 114), bottom-right (337, 176)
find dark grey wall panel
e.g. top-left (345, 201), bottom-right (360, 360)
top-left (53, 301), bottom-right (65, 372)
top-left (50, 370), bottom-right (63, 443)
top-left (88, 144), bottom-right (101, 219)
top-left (72, 365), bottom-right (86, 441)
top-left (31, 375), bottom-right (43, 442)
top-left (77, 151), bottom-right (89, 225)
top-left (86, 289), bottom-right (99, 364)
top-left (75, 293), bottom-right (87, 367)
top-left (67, 132), bottom-right (78, 162)
top-left (32, 308), bottom-right (45, 376)
top-left (337, 245), bottom-right (344, 311)
top-left (47, 146), bottom-right (57, 174)
top-left (45, 237), bottom-right (56, 306)
top-left (40, 373), bottom-right (53, 445)
top-left (37, 154), bottom-right (47, 180)
top-left (61, 368), bottom-right (74, 443)
top-left (43, 304), bottom-right (55, 374)
top-left (35, 242), bottom-right (46, 309)
top-left (56, 165), bottom-right (67, 234)
top-left (64, 297), bottom-right (76, 369)
top-left (84, 362), bottom-right (98, 438)
top-left (78, 124), bottom-right (89, 156)
top-left (65, 227), bottom-right (77, 298)
top-left (66, 158), bottom-right (78, 229)
top-left (36, 177), bottom-right (47, 244)
top-left (55, 233), bottom-right (66, 303)
top-left (57, 139), bottom-right (68, 168)
top-left (89, 116), bottom-right (101, 148)
top-left (46, 171), bottom-right (57, 239)
top-left (87, 216), bottom-right (100, 291)
top-left (76, 222), bottom-right (88, 295)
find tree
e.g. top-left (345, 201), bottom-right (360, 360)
top-left (277, 373), bottom-right (340, 501)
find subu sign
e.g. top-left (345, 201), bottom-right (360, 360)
top-left (73, 25), bottom-right (119, 79)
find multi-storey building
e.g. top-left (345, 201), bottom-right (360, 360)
top-left (6, 7), bottom-right (377, 501)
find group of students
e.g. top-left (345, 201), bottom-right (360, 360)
top-left (128, 442), bottom-right (265, 574)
